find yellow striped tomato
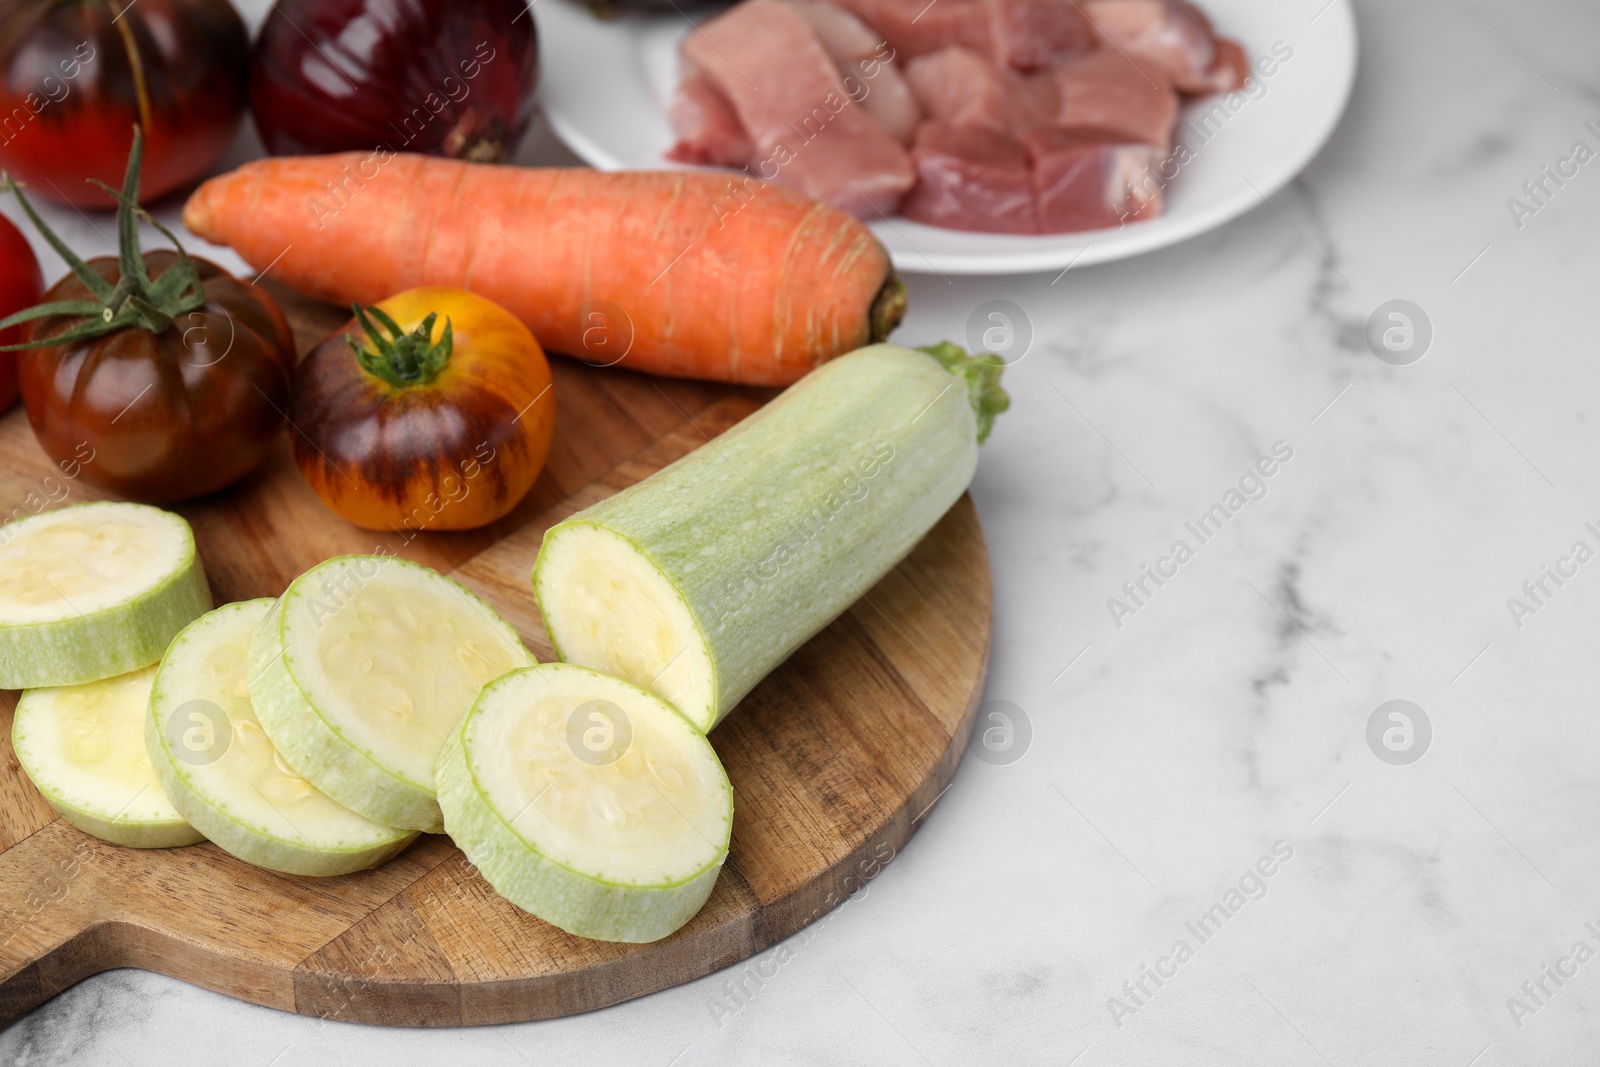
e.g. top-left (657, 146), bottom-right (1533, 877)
top-left (291, 287), bottom-right (555, 532)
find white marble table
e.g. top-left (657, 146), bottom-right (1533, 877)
top-left (6, 0), bottom-right (1599, 1063)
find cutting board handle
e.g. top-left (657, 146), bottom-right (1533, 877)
top-left (0, 821), bottom-right (113, 1024)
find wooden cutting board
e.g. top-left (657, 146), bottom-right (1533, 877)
top-left (0, 284), bottom-right (992, 1027)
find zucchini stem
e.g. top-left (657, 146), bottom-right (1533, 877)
top-left (916, 342), bottom-right (1011, 444)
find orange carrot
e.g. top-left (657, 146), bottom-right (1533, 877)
top-left (182, 155), bottom-right (905, 386)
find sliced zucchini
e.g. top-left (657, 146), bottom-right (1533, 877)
top-left (147, 599), bottom-right (416, 876)
top-left (534, 343), bottom-right (1005, 731)
top-left (0, 502), bottom-right (211, 689)
top-left (12, 667), bottom-right (203, 848)
top-left (435, 662), bottom-right (733, 943)
top-left (248, 555), bottom-right (534, 833)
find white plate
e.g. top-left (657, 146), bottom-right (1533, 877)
top-left (538, 0), bottom-right (1357, 275)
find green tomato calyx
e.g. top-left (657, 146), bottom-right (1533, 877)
top-left (348, 305), bottom-right (455, 389)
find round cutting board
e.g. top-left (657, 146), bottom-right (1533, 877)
top-left (0, 285), bottom-right (992, 1027)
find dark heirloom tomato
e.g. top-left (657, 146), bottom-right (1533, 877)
top-left (20, 251), bottom-right (294, 503)
top-left (250, 0), bottom-right (539, 163)
top-left (0, 213), bottom-right (43, 412)
top-left (2, 131), bottom-right (294, 503)
top-left (292, 287), bottom-right (555, 532)
top-left (0, 0), bottom-right (248, 206)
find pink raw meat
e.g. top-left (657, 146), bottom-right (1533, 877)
top-left (988, 0), bottom-right (1098, 71)
top-left (835, 0), bottom-right (1096, 70)
top-left (667, 69), bottom-right (754, 166)
top-left (1025, 128), bottom-right (1163, 232)
top-left (901, 123), bottom-right (1038, 233)
top-left (1053, 48), bottom-right (1178, 148)
top-left (1198, 37), bottom-right (1250, 93)
top-left (683, 0), bottom-right (914, 216)
top-left (788, 0), bottom-right (922, 143)
top-left (903, 46), bottom-right (1057, 135)
top-left (1082, 0), bottom-right (1221, 93)
top-left (832, 0), bottom-right (993, 61)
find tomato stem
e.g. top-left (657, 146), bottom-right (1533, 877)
top-left (127, 296), bottom-right (173, 333)
top-left (0, 127), bottom-right (206, 351)
top-left (348, 305), bottom-right (454, 389)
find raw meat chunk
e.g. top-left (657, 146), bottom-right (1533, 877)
top-left (832, 0), bottom-right (993, 61)
top-left (901, 123), bottom-right (1038, 233)
top-left (1052, 48), bottom-right (1178, 148)
top-left (1198, 37), bottom-right (1250, 93)
top-left (1082, 0), bottom-right (1220, 93)
top-left (683, 0), bottom-right (914, 216)
top-left (788, 0), bottom-right (923, 143)
top-left (903, 46), bottom-right (1057, 134)
top-left (667, 69), bottom-right (754, 166)
top-left (1025, 128), bottom-right (1163, 232)
top-left (663, 0), bottom-right (1240, 234)
top-left (987, 0), bottom-right (1098, 71)
top-left (836, 0), bottom-right (1095, 70)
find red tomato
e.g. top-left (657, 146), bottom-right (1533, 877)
top-left (0, 0), bottom-right (249, 206)
top-left (0, 214), bottom-right (44, 413)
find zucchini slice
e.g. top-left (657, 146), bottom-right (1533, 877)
top-left (248, 556), bottom-right (535, 833)
top-left (533, 343), bottom-right (1006, 730)
top-left (0, 502), bottom-right (211, 689)
top-left (13, 667), bottom-right (203, 848)
top-left (148, 599), bottom-right (416, 876)
top-left (435, 663), bottom-right (733, 943)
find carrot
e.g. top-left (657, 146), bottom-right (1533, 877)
top-left (182, 154), bottom-right (906, 386)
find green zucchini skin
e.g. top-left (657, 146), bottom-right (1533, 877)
top-left (148, 600), bottom-right (417, 876)
top-left (434, 664), bottom-right (732, 944)
top-left (247, 593), bottom-right (446, 834)
top-left (13, 673), bottom-right (205, 849)
top-left (0, 503), bottom-right (212, 689)
top-left (437, 724), bottom-right (726, 942)
top-left (246, 555), bottom-right (535, 834)
top-left (534, 343), bottom-right (1006, 730)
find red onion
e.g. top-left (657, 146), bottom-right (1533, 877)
top-left (249, 0), bottom-right (539, 163)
